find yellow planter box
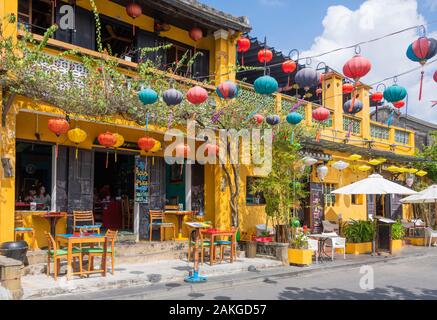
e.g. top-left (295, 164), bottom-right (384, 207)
top-left (345, 242), bottom-right (372, 255)
top-left (407, 237), bottom-right (426, 246)
top-left (391, 240), bottom-right (403, 252)
top-left (288, 248), bottom-right (313, 266)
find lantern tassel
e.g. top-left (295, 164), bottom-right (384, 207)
top-left (106, 151), bottom-right (109, 169)
top-left (419, 70), bottom-right (424, 101)
top-left (290, 128), bottom-right (294, 144)
top-left (287, 75), bottom-right (290, 88)
top-left (152, 156), bottom-right (155, 166)
top-left (241, 54), bottom-right (244, 67)
top-left (115, 150), bottom-right (118, 163)
top-left (349, 88), bottom-right (356, 113)
top-left (75, 147), bottom-right (78, 160)
top-left (56, 143), bottom-right (59, 159)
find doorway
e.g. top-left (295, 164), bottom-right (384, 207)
top-left (93, 150), bottom-right (135, 231)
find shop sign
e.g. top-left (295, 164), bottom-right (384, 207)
top-left (135, 157), bottom-right (149, 204)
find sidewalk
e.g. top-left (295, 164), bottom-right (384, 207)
top-left (25, 245), bottom-right (437, 300)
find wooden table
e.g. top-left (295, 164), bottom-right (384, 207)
top-left (165, 211), bottom-right (195, 240)
top-left (201, 230), bottom-right (236, 265)
top-left (56, 233), bottom-right (107, 280)
top-left (41, 212), bottom-right (67, 236)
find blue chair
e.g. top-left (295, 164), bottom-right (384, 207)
top-left (15, 212), bottom-right (35, 250)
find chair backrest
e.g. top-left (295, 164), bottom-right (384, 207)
top-left (15, 212), bottom-right (25, 228)
top-left (425, 227), bottom-right (434, 236)
top-left (45, 232), bottom-right (57, 252)
top-left (332, 237), bottom-right (346, 247)
top-left (307, 239), bottom-right (318, 251)
top-left (149, 210), bottom-right (165, 222)
top-left (73, 211), bottom-right (94, 226)
top-left (165, 205), bottom-right (179, 211)
top-left (105, 229), bottom-right (118, 250)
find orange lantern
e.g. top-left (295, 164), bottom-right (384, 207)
top-left (98, 131), bottom-right (116, 168)
top-left (258, 49), bottom-right (273, 63)
top-left (48, 118), bottom-right (70, 159)
top-left (176, 144), bottom-right (190, 158)
top-left (138, 136), bottom-right (156, 152)
top-left (126, 2), bottom-right (142, 35)
top-left (205, 143), bottom-right (219, 157)
top-left (342, 83), bottom-right (354, 94)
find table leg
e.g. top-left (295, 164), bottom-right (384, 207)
top-left (210, 234), bottom-right (215, 266)
top-left (102, 238), bottom-right (107, 277)
top-left (67, 240), bottom-right (73, 280)
top-left (178, 215), bottom-right (184, 239)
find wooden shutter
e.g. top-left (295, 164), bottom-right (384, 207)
top-left (55, 145), bottom-right (69, 212)
top-left (192, 49), bottom-right (210, 79)
top-left (135, 29), bottom-right (162, 64)
top-left (72, 6), bottom-right (95, 50)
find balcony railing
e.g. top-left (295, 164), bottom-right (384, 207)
top-left (370, 123), bottom-right (390, 140)
top-left (343, 116), bottom-right (361, 135)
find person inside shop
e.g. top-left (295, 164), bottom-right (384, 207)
top-left (35, 185), bottom-right (51, 210)
top-left (24, 187), bottom-right (37, 203)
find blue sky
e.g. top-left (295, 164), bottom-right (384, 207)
top-left (201, 0), bottom-right (437, 54)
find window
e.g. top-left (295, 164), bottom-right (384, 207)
top-left (18, 0), bottom-right (54, 36)
top-left (395, 130), bottom-right (409, 145)
top-left (324, 183), bottom-right (336, 207)
top-left (246, 177), bottom-right (266, 205)
top-left (166, 44), bottom-right (193, 77)
top-left (343, 116), bottom-right (361, 135)
top-left (15, 141), bottom-right (53, 211)
top-left (371, 124), bottom-right (389, 140)
top-left (352, 194), bottom-right (364, 205)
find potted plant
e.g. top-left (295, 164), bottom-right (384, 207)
top-left (288, 231), bottom-right (313, 266)
top-left (391, 220), bottom-right (405, 252)
top-left (343, 220), bottom-right (375, 254)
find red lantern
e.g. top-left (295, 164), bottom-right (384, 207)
top-left (48, 118), bottom-right (70, 159)
top-left (253, 114), bottom-right (264, 124)
top-left (187, 86), bottom-right (208, 105)
top-left (434, 70), bottom-right (437, 83)
top-left (258, 49), bottom-right (273, 63)
top-left (138, 136), bottom-right (156, 152)
top-left (412, 37), bottom-right (430, 63)
top-left (205, 143), bottom-right (219, 157)
top-left (342, 83), bottom-right (354, 94)
top-left (237, 37), bottom-right (251, 66)
top-left (98, 131), bottom-right (116, 168)
top-left (126, 2), bottom-right (142, 19)
top-left (393, 101), bottom-right (405, 109)
top-left (343, 54), bottom-right (372, 82)
top-left (282, 60), bottom-right (296, 73)
top-left (316, 88), bottom-right (323, 95)
top-left (189, 27), bottom-right (203, 42)
top-left (371, 92), bottom-right (383, 102)
top-left (312, 107), bottom-right (330, 122)
top-left (176, 144), bottom-right (190, 158)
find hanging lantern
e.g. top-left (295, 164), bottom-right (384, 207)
top-left (368, 159), bottom-right (381, 166)
top-left (282, 60), bottom-right (296, 73)
top-left (237, 37), bottom-right (251, 66)
top-left (126, 2), bottom-right (142, 36)
top-left (286, 112), bottom-right (303, 125)
top-left (295, 68), bottom-right (319, 91)
top-left (387, 166), bottom-right (400, 173)
top-left (358, 165), bottom-right (372, 172)
top-left (67, 128), bottom-right (87, 159)
top-left (407, 168), bottom-right (418, 174)
top-left (316, 164), bottom-right (329, 182)
top-left (343, 99), bottom-right (363, 114)
top-left (253, 114), bottom-right (264, 125)
top-left (416, 170), bottom-right (428, 177)
top-left (303, 156), bottom-right (318, 166)
top-left (138, 88), bottom-right (158, 105)
top-left (205, 143), bottom-right (219, 157)
top-left (257, 49), bottom-right (273, 63)
top-left (48, 118), bottom-right (70, 159)
top-left (383, 84), bottom-right (407, 103)
top-left (216, 81), bottom-right (238, 100)
top-left (371, 92), bottom-right (384, 102)
top-left (189, 27), bottom-right (203, 42)
top-left (176, 144), bottom-right (190, 158)
top-left (187, 86), bottom-right (208, 105)
top-left (163, 88), bottom-right (183, 106)
top-left (393, 101), bottom-right (405, 109)
top-left (312, 107), bottom-right (330, 122)
top-left (266, 115), bottom-right (280, 126)
top-left (332, 160), bottom-right (349, 171)
top-left (98, 131), bottom-right (116, 168)
top-left (343, 54), bottom-right (372, 83)
top-left (342, 83), bottom-right (354, 94)
top-left (348, 154), bottom-right (362, 161)
top-left (138, 136), bottom-right (156, 152)
top-left (406, 37), bottom-right (437, 100)
top-left (150, 140), bottom-right (161, 153)
top-left (377, 158), bottom-right (387, 164)
top-left (254, 75), bottom-right (278, 95)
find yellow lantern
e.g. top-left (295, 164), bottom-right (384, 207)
top-left (377, 158), bottom-right (387, 163)
top-left (150, 140), bottom-right (161, 153)
top-left (387, 166), bottom-right (400, 173)
top-left (348, 154), bottom-right (362, 161)
top-left (358, 165), bottom-right (372, 172)
top-left (67, 128), bottom-right (87, 159)
top-left (113, 133), bottom-right (125, 162)
top-left (407, 168), bottom-right (418, 174)
top-left (368, 159), bottom-right (381, 166)
top-left (397, 167), bottom-right (408, 173)
top-left (416, 170), bottom-right (428, 177)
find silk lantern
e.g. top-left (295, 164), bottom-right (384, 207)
top-left (282, 60), bottom-right (297, 87)
top-left (48, 118), bottom-right (70, 159)
top-left (371, 92), bottom-right (383, 103)
top-left (163, 88), bottom-right (183, 106)
top-left (416, 170), bottom-right (428, 177)
top-left (384, 85), bottom-right (407, 103)
top-left (67, 128), bottom-right (87, 159)
top-left (433, 70), bottom-right (437, 83)
top-left (348, 154), bottom-right (362, 161)
top-left (138, 136), bottom-right (156, 152)
top-left (343, 54), bottom-right (372, 82)
top-left (316, 164), bottom-right (329, 182)
top-left (138, 88), bottom-right (158, 105)
top-left (332, 160), bottom-right (349, 184)
top-left (286, 112), bottom-right (303, 144)
top-left (343, 99), bottom-right (363, 114)
top-left (112, 133), bottom-right (125, 162)
top-left (126, 2), bottom-right (142, 35)
top-left (150, 140), bottom-right (161, 166)
top-left (358, 165), bottom-right (372, 172)
top-left (187, 86), bottom-right (208, 105)
top-left (254, 75), bottom-right (278, 95)
top-left (189, 27), bottom-right (203, 42)
top-left (257, 49), bottom-right (273, 63)
top-left (98, 131), bottom-right (116, 168)
top-left (237, 37), bottom-right (251, 66)
top-left (266, 115), bottom-right (280, 126)
top-left (253, 114), bottom-right (264, 125)
top-left (342, 83), bottom-right (354, 94)
top-left (295, 68), bottom-right (319, 91)
top-left (312, 107), bottom-right (330, 142)
top-left (216, 81), bottom-right (238, 100)
top-left (393, 101), bottom-right (405, 109)
top-left (303, 156), bottom-right (318, 166)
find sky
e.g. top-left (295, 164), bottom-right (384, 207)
top-left (201, 0), bottom-right (437, 123)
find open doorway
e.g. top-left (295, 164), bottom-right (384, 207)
top-left (93, 151), bottom-right (135, 232)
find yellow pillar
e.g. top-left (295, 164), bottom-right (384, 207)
top-left (0, 0), bottom-right (18, 243)
top-left (214, 29), bottom-right (236, 84)
top-left (357, 85), bottom-right (372, 140)
top-left (323, 72), bottom-right (344, 133)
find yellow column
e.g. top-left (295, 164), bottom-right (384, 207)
top-left (0, 0), bottom-right (18, 243)
top-left (214, 29), bottom-right (232, 84)
top-left (357, 85), bottom-right (371, 140)
top-left (323, 72), bottom-right (344, 133)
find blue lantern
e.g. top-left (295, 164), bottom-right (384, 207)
top-left (286, 112), bottom-right (303, 125)
top-left (163, 88), bottom-right (183, 106)
top-left (266, 115), bottom-right (280, 125)
top-left (216, 81), bottom-right (238, 99)
top-left (254, 75), bottom-right (278, 95)
top-left (383, 85), bottom-right (407, 103)
top-left (295, 68), bottom-right (319, 91)
top-left (138, 88), bottom-right (158, 105)
top-left (343, 99), bottom-right (363, 114)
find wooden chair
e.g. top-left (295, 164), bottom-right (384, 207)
top-left (73, 211), bottom-right (101, 234)
top-left (14, 212), bottom-right (35, 250)
top-left (164, 205), bottom-right (179, 211)
top-left (149, 210), bottom-right (176, 241)
top-left (188, 230), bottom-right (219, 265)
top-left (45, 232), bottom-right (82, 280)
top-left (82, 229), bottom-right (118, 275)
top-left (217, 228), bottom-right (238, 264)
top-left (121, 195), bottom-right (132, 230)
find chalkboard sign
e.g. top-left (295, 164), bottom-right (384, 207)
top-left (310, 183), bottom-right (324, 234)
top-left (135, 157), bottom-right (149, 204)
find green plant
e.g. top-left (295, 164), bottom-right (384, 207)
top-left (343, 220), bottom-right (375, 243)
top-left (391, 221), bottom-right (405, 240)
top-left (290, 232), bottom-right (309, 249)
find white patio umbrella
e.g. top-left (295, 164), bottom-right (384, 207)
top-left (331, 174), bottom-right (417, 195)
top-left (400, 185), bottom-right (437, 204)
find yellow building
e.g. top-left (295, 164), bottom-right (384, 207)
top-left (0, 0), bottom-right (420, 248)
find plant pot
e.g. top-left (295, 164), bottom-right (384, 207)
top-left (245, 241), bottom-right (257, 258)
top-left (0, 241), bottom-right (28, 263)
top-left (345, 242), bottom-right (372, 255)
top-left (288, 248), bottom-right (313, 266)
top-left (407, 237), bottom-right (426, 246)
top-left (391, 239), bottom-right (403, 252)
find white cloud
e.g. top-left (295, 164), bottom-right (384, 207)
top-left (302, 0), bottom-right (437, 124)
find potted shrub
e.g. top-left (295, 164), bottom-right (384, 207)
top-left (288, 231), bottom-right (313, 266)
top-left (344, 220), bottom-right (374, 255)
top-left (391, 220), bottom-right (405, 252)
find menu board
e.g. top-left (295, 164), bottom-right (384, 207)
top-left (135, 157), bottom-right (149, 204)
top-left (310, 183), bottom-right (324, 234)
